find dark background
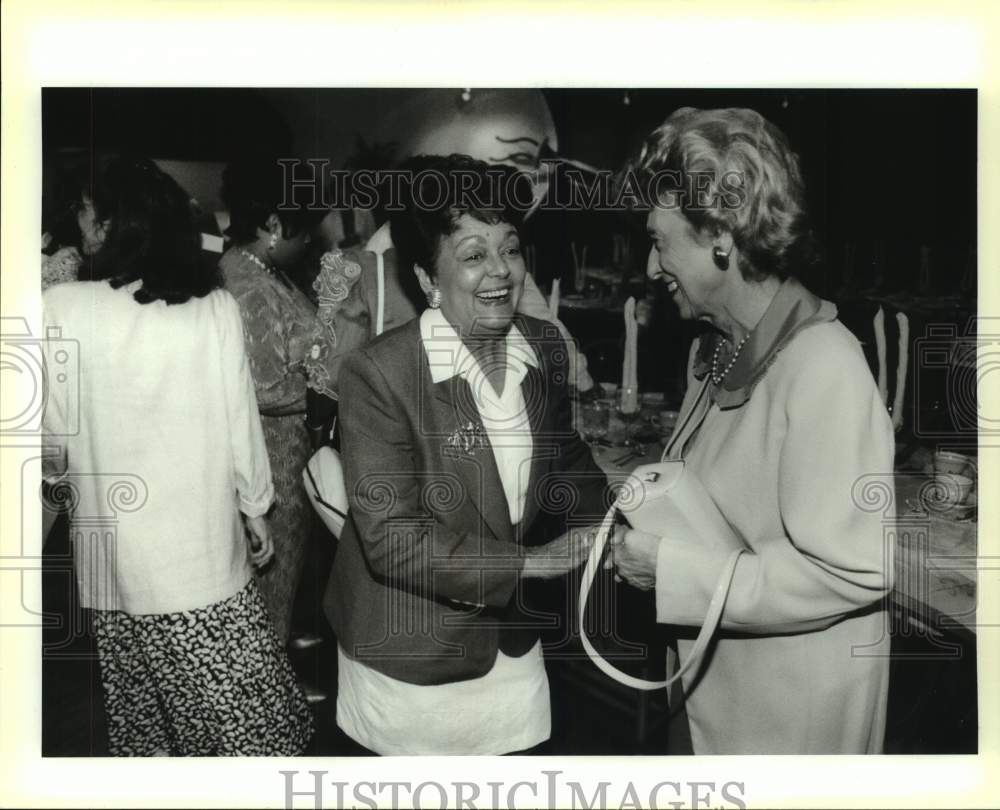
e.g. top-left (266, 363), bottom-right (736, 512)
top-left (42, 87), bottom-right (977, 271)
top-left (42, 88), bottom-right (977, 389)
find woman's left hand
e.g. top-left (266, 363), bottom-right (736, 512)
top-left (245, 514), bottom-right (275, 568)
top-left (606, 528), bottom-right (660, 590)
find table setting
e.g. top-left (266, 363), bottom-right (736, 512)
top-left (570, 294), bottom-right (679, 473)
top-left (890, 448), bottom-right (978, 635)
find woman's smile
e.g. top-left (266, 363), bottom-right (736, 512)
top-left (475, 284), bottom-right (514, 305)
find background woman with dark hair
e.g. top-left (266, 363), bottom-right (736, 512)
top-left (218, 158), bottom-right (328, 646)
top-left (42, 156), bottom-right (313, 755)
top-left (41, 158), bottom-right (86, 289)
top-left (40, 154), bottom-right (121, 289)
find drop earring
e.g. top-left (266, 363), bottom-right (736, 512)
top-left (426, 288), bottom-right (442, 309)
top-left (268, 232), bottom-right (278, 251)
top-left (712, 246), bottom-right (731, 271)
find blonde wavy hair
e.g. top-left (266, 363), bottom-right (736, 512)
top-left (630, 107), bottom-right (816, 281)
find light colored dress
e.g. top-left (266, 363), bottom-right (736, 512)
top-left (656, 278), bottom-right (895, 754)
top-left (220, 247), bottom-right (317, 643)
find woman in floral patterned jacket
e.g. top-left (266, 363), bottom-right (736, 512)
top-left (218, 158), bottom-right (329, 645)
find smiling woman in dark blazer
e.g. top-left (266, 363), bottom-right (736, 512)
top-left (323, 155), bottom-right (609, 755)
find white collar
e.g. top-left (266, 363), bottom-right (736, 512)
top-left (420, 307), bottom-right (538, 386)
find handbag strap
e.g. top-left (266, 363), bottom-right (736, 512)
top-left (577, 500), bottom-right (745, 691)
top-left (664, 375), bottom-right (711, 460)
top-left (375, 251), bottom-right (386, 337)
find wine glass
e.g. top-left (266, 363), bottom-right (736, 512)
top-left (619, 385), bottom-right (641, 449)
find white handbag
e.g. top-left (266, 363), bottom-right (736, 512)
top-left (302, 446), bottom-right (348, 539)
top-left (578, 460), bottom-right (746, 690)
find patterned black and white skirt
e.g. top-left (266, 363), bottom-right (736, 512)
top-left (92, 579), bottom-right (314, 756)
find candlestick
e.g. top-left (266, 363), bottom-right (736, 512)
top-left (571, 243), bottom-right (588, 295)
top-left (621, 296), bottom-right (639, 414)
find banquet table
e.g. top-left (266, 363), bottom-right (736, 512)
top-left (590, 441), bottom-right (978, 638)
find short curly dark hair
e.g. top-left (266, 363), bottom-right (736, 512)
top-left (388, 154), bottom-right (531, 281)
top-left (628, 107), bottom-right (817, 281)
top-left (221, 157), bottom-right (328, 245)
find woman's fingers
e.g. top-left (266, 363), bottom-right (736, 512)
top-left (245, 514), bottom-right (274, 568)
top-left (609, 528), bottom-right (659, 590)
top-left (249, 540), bottom-right (272, 567)
top-left (566, 527), bottom-right (594, 571)
top-left (526, 527), bottom-right (596, 578)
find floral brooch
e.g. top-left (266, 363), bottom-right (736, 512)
top-left (446, 420), bottom-right (489, 455)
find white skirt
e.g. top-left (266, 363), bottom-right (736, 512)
top-left (336, 641), bottom-right (550, 755)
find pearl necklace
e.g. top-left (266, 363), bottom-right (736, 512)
top-left (710, 333), bottom-right (751, 386)
top-left (239, 248), bottom-right (276, 276)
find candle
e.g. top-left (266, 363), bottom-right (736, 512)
top-left (548, 277), bottom-right (561, 320)
top-left (571, 243), bottom-right (589, 294)
top-left (621, 296), bottom-right (639, 414)
top-left (891, 312), bottom-right (909, 432)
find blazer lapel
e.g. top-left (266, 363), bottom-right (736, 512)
top-left (433, 375), bottom-right (514, 545)
top-left (518, 363), bottom-right (551, 532)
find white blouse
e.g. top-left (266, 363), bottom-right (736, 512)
top-left (42, 281), bottom-right (274, 615)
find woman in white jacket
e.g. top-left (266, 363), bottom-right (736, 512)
top-left (42, 156), bottom-right (313, 756)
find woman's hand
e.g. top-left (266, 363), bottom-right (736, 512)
top-left (606, 528), bottom-right (660, 590)
top-left (522, 524), bottom-right (602, 579)
top-left (244, 514), bottom-right (274, 568)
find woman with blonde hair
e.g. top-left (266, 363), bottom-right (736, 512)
top-left (610, 108), bottom-right (894, 754)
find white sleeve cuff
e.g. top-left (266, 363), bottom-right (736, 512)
top-left (240, 483), bottom-right (274, 519)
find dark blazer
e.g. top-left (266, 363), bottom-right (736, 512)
top-left (324, 314), bottom-right (608, 685)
